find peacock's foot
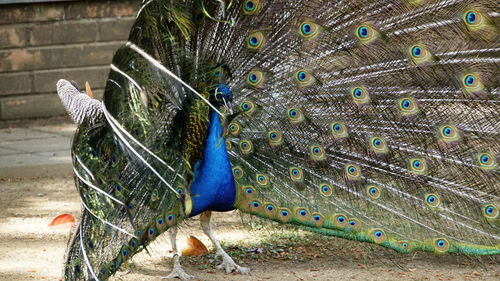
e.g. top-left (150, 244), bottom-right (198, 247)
top-left (161, 262), bottom-right (195, 281)
top-left (215, 251), bottom-right (251, 275)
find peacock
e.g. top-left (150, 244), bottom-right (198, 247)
top-left (56, 0), bottom-right (499, 280)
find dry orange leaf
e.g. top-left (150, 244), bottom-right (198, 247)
top-left (181, 235), bottom-right (209, 256)
top-left (49, 214), bottom-right (75, 227)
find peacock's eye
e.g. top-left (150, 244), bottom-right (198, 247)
top-left (358, 26), bottom-right (368, 38)
top-left (245, 1), bottom-right (255, 11)
top-left (354, 88), bottom-right (363, 97)
top-left (464, 75), bottom-right (475, 86)
top-left (297, 71), bottom-right (307, 81)
top-left (442, 126), bottom-right (452, 136)
top-left (249, 36), bottom-right (259, 46)
top-left (301, 23), bottom-right (312, 34)
top-left (412, 46), bottom-right (421, 57)
top-left (466, 12), bottom-right (476, 24)
top-left (249, 73), bottom-right (257, 82)
top-left (402, 99), bottom-right (411, 109)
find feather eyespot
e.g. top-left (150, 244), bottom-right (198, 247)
top-left (434, 238), bottom-right (449, 253)
top-left (212, 66), bottom-right (224, 79)
top-left (129, 239), bottom-right (138, 249)
top-left (279, 208), bottom-right (292, 222)
top-left (240, 100), bottom-right (256, 114)
top-left (311, 212), bottom-right (324, 226)
top-left (247, 70), bottom-right (264, 87)
top-left (228, 122), bottom-right (240, 136)
top-left (319, 183), bottom-right (333, 197)
top-left (330, 121), bottom-right (349, 139)
top-left (477, 153), bottom-right (496, 169)
top-left (409, 45), bottom-right (432, 65)
top-left (177, 186), bottom-right (184, 194)
top-left (461, 73), bottom-right (484, 95)
top-left (157, 217), bottom-right (164, 225)
top-left (351, 87), bottom-right (370, 104)
top-left (267, 130), bottom-right (283, 146)
top-left (398, 240), bottom-right (412, 251)
top-left (347, 218), bottom-right (362, 231)
top-left (332, 214), bottom-right (349, 228)
top-left (247, 31), bottom-right (265, 50)
top-left (243, 186), bottom-right (255, 198)
top-left (425, 193), bottom-right (441, 208)
top-left (264, 202), bottom-right (276, 215)
top-left (289, 167), bottom-right (304, 182)
top-left (239, 140), bottom-right (254, 154)
top-left (148, 228), bottom-right (156, 236)
top-left (370, 137), bottom-right (388, 154)
top-left (345, 164), bottom-right (361, 180)
top-left (397, 97), bottom-right (419, 116)
top-left (409, 158), bottom-right (427, 175)
top-left (232, 166), bottom-right (244, 179)
top-left (251, 200), bottom-right (261, 208)
top-left (366, 185), bottom-right (381, 199)
top-left (242, 0), bottom-right (262, 15)
top-left (370, 229), bottom-right (386, 243)
top-left (256, 174), bottom-right (270, 186)
top-left (295, 70), bottom-right (315, 86)
top-left (463, 10), bottom-right (485, 28)
top-left (355, 24), bottom-right (379, 44)
top-left (295, 208), bottom-right (310, 222)
top-left (287, 107), bottom-right (304, 123)
top-left (166, 214), bottom-right (175, 225)
top-left (438, 125), bottom-right (460, 142)
top-left (309, 144), bottom-right (326, 161)
top-left (483, 204), bottom-right (498, 219)
top-left (299, 21), bottom-right (320, 39)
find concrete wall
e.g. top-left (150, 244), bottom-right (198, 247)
top-left (0, 0), bottom-right (141, 120)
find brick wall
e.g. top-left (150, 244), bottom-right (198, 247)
top-left (0, 0), bottom-right (141, 120)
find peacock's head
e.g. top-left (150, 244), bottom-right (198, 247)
top-left (211, 83), bottom-right (233, 114)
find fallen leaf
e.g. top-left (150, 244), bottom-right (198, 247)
top-left (49, 214), bottom-right (75, 227)
top-left (181, 236), bottom-right (209, 256)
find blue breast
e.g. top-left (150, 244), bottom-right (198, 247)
top-left (188, 110), bottom-right (236, 217)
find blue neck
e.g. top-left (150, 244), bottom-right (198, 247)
top-left (188, 111), bottom-right (236, 217)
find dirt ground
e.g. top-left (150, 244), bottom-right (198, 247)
top-left (0, 176), bottom-right (499, 281)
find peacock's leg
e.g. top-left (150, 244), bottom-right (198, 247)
top-left (161, 226), bottom-right (195, 280)
top-left (200, 211), bottom-right (251, 275)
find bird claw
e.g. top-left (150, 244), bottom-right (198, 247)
top-left (161, 266), bottom-right (195, 281)
top-left (215, 252), bottom-right (251, 275)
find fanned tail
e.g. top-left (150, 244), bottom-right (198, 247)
top-left (212, 0), bottom-right (500, 255)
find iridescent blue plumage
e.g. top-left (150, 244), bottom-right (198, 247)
top-left (189, 111), bottom-right (236, 216)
